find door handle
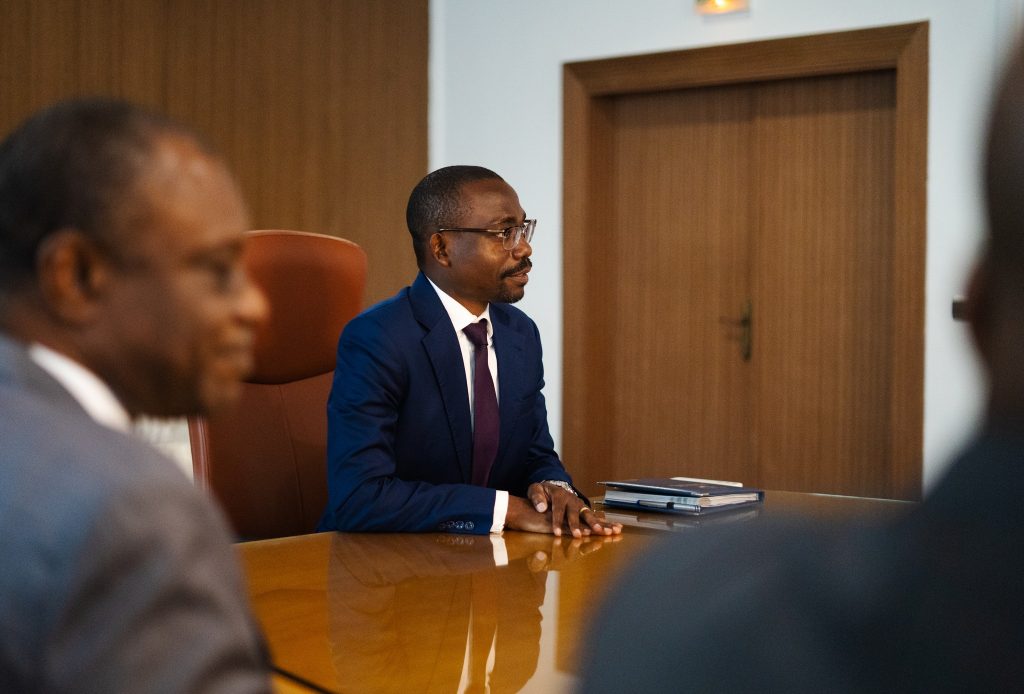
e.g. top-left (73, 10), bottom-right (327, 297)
top-left (718, 300), bottom-right (752, 361)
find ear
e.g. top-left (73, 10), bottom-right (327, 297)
top-left (429, 231), bottom-right (452, 268)
top-left (35, 229), bottom-right (111, 325)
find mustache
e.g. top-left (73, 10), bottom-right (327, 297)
top-left (503, 258), bottom-right (532, 277)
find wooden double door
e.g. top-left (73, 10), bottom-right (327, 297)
top-left (563, 25), bottom-right (927, 500)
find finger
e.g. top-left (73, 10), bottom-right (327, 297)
top-left (552, 495), bottom-right (577, 536)
top-left (564, 500), bottom-right (585, 539)
top-left (528, 482), bottom-right (549, 513)
top-left (586, 509), bottom-right (623, 536)
top-left (576, 505), bottom-right (606, 536)
top-left (581, 508), bottom-right (608, 535)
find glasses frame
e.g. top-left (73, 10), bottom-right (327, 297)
top-left (438, 219), bottom-right (536, 251)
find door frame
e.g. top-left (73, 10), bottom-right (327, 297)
top-left (562, 22), bottom-right (928, 497)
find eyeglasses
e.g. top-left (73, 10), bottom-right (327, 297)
top-left (438, 219), bottom-right (536, 251)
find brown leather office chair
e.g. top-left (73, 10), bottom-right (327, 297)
top-left (188, 230), bottom-right (367, 540)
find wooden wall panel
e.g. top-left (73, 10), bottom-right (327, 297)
top-left (1, 0), bottom-right (163, 122)
top-left (0, 0), bottom-right (427, 305)
top-left (76, 0), bottom-right (166, 106)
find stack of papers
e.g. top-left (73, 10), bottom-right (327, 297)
top-left (599, 477), bottom-right (765, 515)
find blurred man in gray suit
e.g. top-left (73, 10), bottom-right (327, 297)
top-left (0, 99), bottom-right (270, 692)
top-left (580, 41), bottom-right (1024, 693)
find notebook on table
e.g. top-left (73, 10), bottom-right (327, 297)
top-left (598, 477), bottom-right (765, 515)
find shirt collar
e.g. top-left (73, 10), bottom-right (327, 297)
top-left (427, 277), bottom-right (493, 339)
top-left (27, 343), bottom-right (132, 433)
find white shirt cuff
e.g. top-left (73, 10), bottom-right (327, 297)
top-left (491, 490), bottom-right (509, 533)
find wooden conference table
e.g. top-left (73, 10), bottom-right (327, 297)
top-left (242, 491), bottom-right (912, 694)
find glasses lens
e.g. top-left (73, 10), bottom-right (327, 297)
top-left (523, 220), bottom-right (536, 245)
top-left (502, 226), bottom-right (521, 250)
top-left (502, 220), bottom-right (536, 250)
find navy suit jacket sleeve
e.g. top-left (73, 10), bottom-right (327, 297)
top-left (318, 275), bottom-right (573, 534)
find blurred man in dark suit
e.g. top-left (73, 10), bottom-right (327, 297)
top-left (0, 99), bottom-right (271, 692)
top-left (579, 42), bottom-right (1024, 693)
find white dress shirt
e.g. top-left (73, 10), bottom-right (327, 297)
top-left (428, 278), bottom-right (509, 533)
top-left (28, 343), bottom-right (132, 434)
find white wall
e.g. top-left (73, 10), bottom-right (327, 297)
top-left (431, 0), bottom-right (1024, 490)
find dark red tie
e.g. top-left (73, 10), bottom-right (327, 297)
top-left (463, 320), bottom-right (499, 486)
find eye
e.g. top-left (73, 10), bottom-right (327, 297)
top-left (195, 255), bottom-right (241, 292)
top-left (220, 263), bottom-right (238, 286)
top-left (208, 261), bottom-right (234, 289)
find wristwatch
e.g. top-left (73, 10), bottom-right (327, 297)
top-left (542, 480), bottom-right (578, 496)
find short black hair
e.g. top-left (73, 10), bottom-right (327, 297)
top-left (0, 97), bottom-right (211, 295)
top-left (405, 165), bottom-right (503, 267)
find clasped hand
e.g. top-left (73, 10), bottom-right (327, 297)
top-left (505, 481), bottom-right (623, 537)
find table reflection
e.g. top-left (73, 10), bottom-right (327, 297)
top-left (325, 533), bottom-right (617, 693)
top-left (243, 495), bottom-right (912, 693)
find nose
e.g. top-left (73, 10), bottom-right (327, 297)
top-left (237, 273), bottom-right (269, 329)
top-left (511, 237), bottom-right (533, 259)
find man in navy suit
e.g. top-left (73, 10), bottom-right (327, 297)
top-left (319, 166), bottom-right (621, 537)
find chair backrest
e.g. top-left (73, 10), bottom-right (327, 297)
top-left (188, 230), bottom-right (367, 540)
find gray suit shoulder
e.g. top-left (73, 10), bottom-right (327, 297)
top-left (0, 387), bottom-right (270, 693)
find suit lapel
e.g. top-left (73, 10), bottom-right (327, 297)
top-left (410, 274), bottom-right (474, 484)
top-left (491, 307), bottom-right (527, 469)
